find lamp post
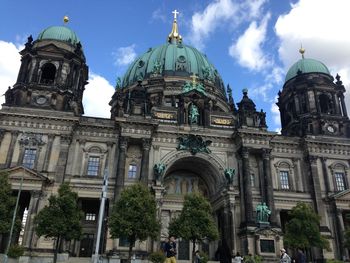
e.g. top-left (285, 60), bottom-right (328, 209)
top-left (92, 168), bottom-right (109, 263)
top-left (4, 174), bottom-right (24, 263)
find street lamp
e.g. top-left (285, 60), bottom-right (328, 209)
top-left (4, 173), bottom-right (24, 263)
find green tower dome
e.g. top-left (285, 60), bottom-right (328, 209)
top-left (285, 58), bottom-right (331, 83)
top-left (37, 26), bottom-right (80, 46)
top-left (121, 16), bottom-right (225, 96)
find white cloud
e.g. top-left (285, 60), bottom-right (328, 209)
top-left (275, 0), bottom-right (350, 115)
top-left (229, 13), bottom-right (271, 71)
top-left (271, 96), bottom-right (281, 127)
top-left (0, 40), bottom-right (22, 107)
top-left (112, 44), bottom-right (137, 66)
top-left (152, 8), bottom-right (167, 23)
top-left (187, 0), bottom-right (268, 50)
top-left (83, 73), bottom-right (115, 118)
top-left (188, 0), bottom-right (237, 50)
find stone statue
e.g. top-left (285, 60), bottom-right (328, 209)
top-left (189, 104), bottom-right (199, 124)
top-left (202, 66), bottom-right (213, 82)
top-left (224, 168), bottom-right (235, 185)
top-left (115, 77), bottom-right (122, 89)
top-left (182, 82), bottom-right (206, 96)
top-left (153, 163), bottom-right (166, 181)
top-left (4, 87), bottom-right (14, 105)
top-left (256, 202), bottom-right (271, 223)
top-left (152, 60), bottom-right (162, 75)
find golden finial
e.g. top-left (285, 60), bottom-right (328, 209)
top-left (299, 45), bottom-right (305, 59)
top-left (190, 73), bottom-right (198, 86)
top-left (168, 10), bottom-right (182, 43)
top-left (63, 15), bottom-right (69, 24)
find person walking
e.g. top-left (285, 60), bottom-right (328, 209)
top-left (280, 248), bottom-right (291, 263)
top-left (165, 236), bottom-right (177, 263)
top-left (296, 248), bottom-right (306, 263)
top-left (232, 252), bottom-right (244, 263)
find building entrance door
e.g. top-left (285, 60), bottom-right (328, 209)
top-left (79, 234), bottom-right (94, 257)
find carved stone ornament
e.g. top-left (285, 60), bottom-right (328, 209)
top-left (177, 134), bottom-right (212, 155)
top-left (182, 81), bottom-right (207, 96)
top-left (19, 133), bottom-right (45, 147)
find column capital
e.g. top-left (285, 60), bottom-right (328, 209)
top-left (262, 148), bottom-right (271, 159)
top-left (142, 138), bottom-right (151, 150)
top-left (308, 155), bottom-right (318, 165)
top-left (119, 136), bottom-right (129, 150)
top-left (241, 147), bottom-right (250, 159)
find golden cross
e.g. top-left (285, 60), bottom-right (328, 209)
top-left (190, 73), bottom-right (198, 86)
top-left (172, 9), bottom-right (179, 20)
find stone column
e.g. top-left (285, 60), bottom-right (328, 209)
top-left (262, 149), bottom-right (277, 225)
top-left (55, 135), bottom-right (72, 183)
top-left (23, 190), bottom-right (41, 249)
top-left (140, 138), bottom-right (151, 184)
top-left (43, 134), bottom-right (55, 171)
top-left (115, 137), bottom-right (128, 199)
top-left (0, 129), bottom-right (5, 149)
top-left (5, 131), bottom-right (19, 168)
top-left (308, 156), bottom-right (327, 227)
top-left (321, 157), bottom-right (330, 195)
top-left (340, 94), bottom-right (348, 117)
top-left (242, 147), bottom-right (254, 225)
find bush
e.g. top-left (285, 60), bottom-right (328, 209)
top-left (7, 244), bottom-right (24, 258)
top-left (243, 254), bottom-right (262, 263)
top-left (199, 252), bottom-right (209, 263)
top-left (326, 260), bottom-right (344, 263)
top-left (148, 251), bottom-right (166, 263)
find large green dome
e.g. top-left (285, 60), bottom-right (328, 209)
top-left (37, 26), bottom-right (80, 46)
top-left (285, 58), bottom-right (331, 82)
top-left (122, 42), bottom-right (225, 95)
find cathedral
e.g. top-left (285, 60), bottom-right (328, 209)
top-left (0, 12), bottom-right (350, 263)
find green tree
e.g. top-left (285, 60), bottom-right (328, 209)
top-left (344, 228), bottom-right (350, 249)
top-left (34, 183), bottom-right (83, 263)
top-left (109, 183), bottom-right (160, 262)
top-left (284, 202), bottom-right (329, 251)
top-left (0, 172), bottom-right (19, 252)
top-left (168, 193), bottom-right (219, 263)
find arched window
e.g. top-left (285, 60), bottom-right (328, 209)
top-left (319, 94), bottom-right (332, 114)
top-left (40, 63), bottom-right (56, 84)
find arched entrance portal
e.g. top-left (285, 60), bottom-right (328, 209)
top-left (159, 155), bottom-right (229, 261)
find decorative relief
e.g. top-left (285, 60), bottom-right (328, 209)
top-left (177, 134), bottom-right (212, 155)
top-left (19, 133), bottom-right (45, 147)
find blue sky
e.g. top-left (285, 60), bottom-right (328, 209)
top-left (1, 0), bottom-right (350, 132)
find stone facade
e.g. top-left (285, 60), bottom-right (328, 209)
top-left (1, 18), bottom-right (350, 263)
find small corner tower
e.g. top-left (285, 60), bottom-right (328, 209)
top-left (3, 16), bottom-right (88, 116)
top-left (278, 48), bottom-right (350, 137)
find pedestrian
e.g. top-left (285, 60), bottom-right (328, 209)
top-left (280, 248), bottom-right (291, 263)
top-left (296, 248), bottom-right (306, 263)
top-left (165, 236), bottom-right (177, 263)
top-left (195, 250), bottom-right (201, 263)
top-left (232, 252), bottom-right (244, 263)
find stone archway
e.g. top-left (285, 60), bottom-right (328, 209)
top-left (158, 154), bottom-right (227, 261)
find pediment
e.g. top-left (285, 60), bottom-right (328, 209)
top-left (332, 189), bottom-right (350, 201)
top-left (5, 166), bottom-right (50, 183)
top-left (182, 89), bottom-right (207, 98)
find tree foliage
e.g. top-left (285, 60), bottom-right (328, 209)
top-left (0, 172), bottom-right (17, 234)
top-left (168, 193), bottom-right (219, 261)
top-left (34, 183), bottom-right (83, 263)
top-left (284, 202), bottom-right (329, 250)
top-left (344, 228), bottom-right (350, 249)
top-left (109, 183), bottom-right (160, 261)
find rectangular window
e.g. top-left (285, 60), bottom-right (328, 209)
top-left (335, 172), bottom-right (346, 191)
top-left (22, 148), bottom-right (37, 169)
top-left (85, 213), bottom-right (96, 221)
top-left (119, 236), bottom-right (131, 247)
top-left (128, 164), bottom-right (137, 179)
top-left (87, 156), bottom-right (100, 176)
top-left (280, 171), bottom-right (290, 190)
